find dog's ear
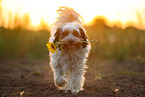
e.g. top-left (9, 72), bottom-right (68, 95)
top-left (53, 27), bottom-right (62, 43)
top-left (79, 28), bottom-right (88, 48)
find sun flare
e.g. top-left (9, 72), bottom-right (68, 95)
top-left (0, 0), bottom-right (145, 30)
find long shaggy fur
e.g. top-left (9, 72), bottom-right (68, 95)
top-left (49, 6), bottom-right (91, 94)
top-left (50, 6), bottom-right (83, 35)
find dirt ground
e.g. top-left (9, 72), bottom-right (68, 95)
top-left (0, 58), bottom-right (145, 97)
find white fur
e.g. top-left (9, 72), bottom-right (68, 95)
top-left (49, 7), bottom-right (91, 94)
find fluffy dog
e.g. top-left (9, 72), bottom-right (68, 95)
top-left (49, 7), bottom-right (91, 94)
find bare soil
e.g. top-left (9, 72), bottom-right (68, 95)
top-left (0, 58), bottom-right (145, 97)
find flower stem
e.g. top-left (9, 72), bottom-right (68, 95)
top-left (81, 40), bottom-right (97, 43)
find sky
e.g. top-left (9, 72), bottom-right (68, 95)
top-left (0, 0), bottom-right (145, 30)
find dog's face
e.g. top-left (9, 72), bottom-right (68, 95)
top-left (53, 23), bottom-right (88, 51)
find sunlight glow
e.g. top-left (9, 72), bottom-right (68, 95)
top-left (0, 0), bottom-right (145, 29)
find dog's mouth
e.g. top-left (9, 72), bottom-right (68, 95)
top-left (67, 44), bottom-right (75, 47)
top-left (62, 42), bottom-right (81, 50)
top-left (65, 44), bottom-right (76, 48)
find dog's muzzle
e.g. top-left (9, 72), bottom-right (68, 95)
top-left (67, 40), bottom-right (75, 47)
top-left (62, 39), bottom-right (81, 50)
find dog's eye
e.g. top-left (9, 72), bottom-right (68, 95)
top-left (61, 31), bottom-right (69, 38)
top-left (73, 30), bottom-right (80, 37)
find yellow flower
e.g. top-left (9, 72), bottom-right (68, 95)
top-left (46, 42), bottom-right (57, 54)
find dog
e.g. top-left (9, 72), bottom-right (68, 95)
top-left (49, 7), bottom-right (91, 94)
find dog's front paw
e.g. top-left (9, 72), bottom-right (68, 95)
top-left (55, 76), bottom-right (66, 87)
top-left (63, 85), bottom-right (81, 94)
top-left (70, 89), bottom-right (80, 94)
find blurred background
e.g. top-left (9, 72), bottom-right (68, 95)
top-left (0, 0), bottom-right (145, 62)
top-left (0, 1), bottom-right (145, 96)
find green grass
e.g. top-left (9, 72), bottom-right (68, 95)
top-left (85, 19), bottom-right (145, 61)
top-left (0, 18), bottom-right (145, 61)
top-left (0, 27), bottom-right (50, 59)
top-left (116, 70), bottom-right (145, 76)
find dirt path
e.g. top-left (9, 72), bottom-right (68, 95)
top-left (0, 59), bottom-right (145, 97)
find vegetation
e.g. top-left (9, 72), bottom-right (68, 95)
top-left (0, 27), bottom-right (49, 59)
top-left (86, 17), bottom-right (145, 62)
top-left (0, 17), bottom-right (145, 62)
